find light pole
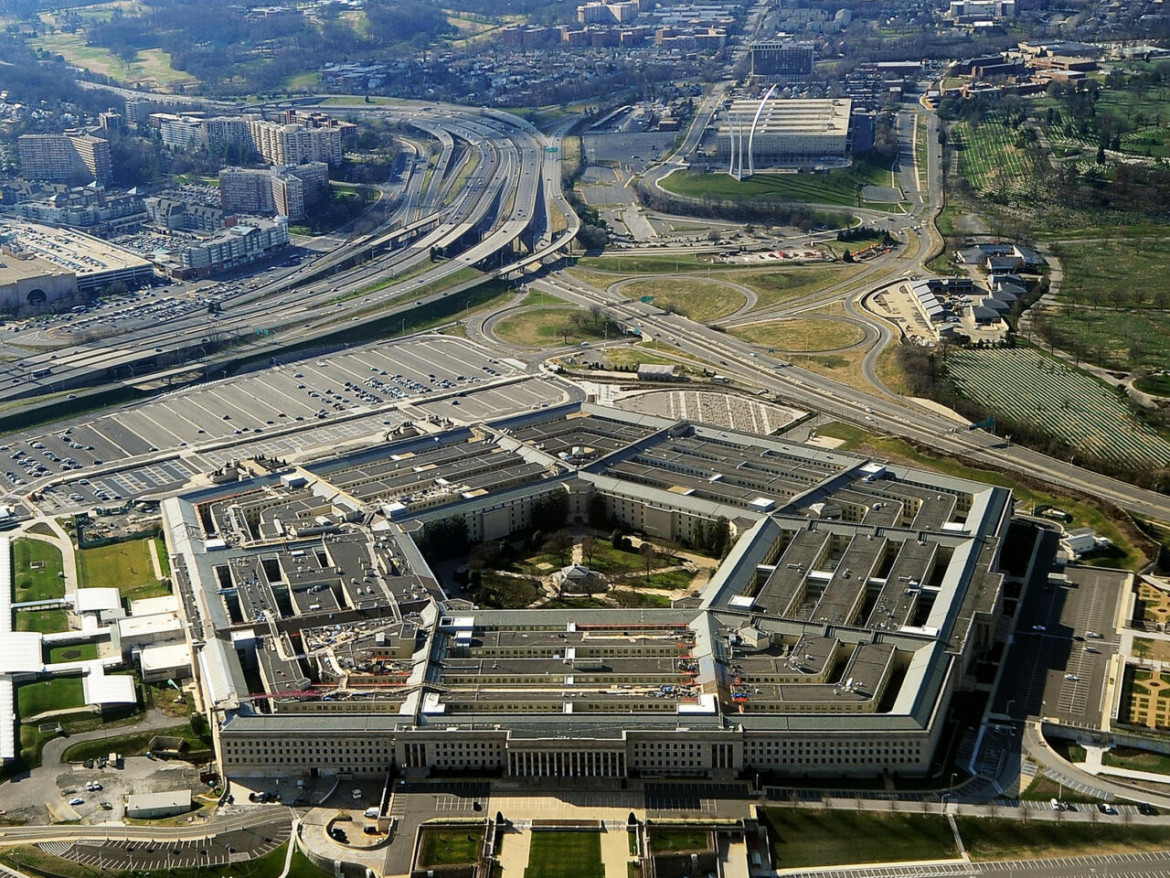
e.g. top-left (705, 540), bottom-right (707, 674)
top-left (1006, 698), bottom-right (1015, 719)
top-left (949, 772), bottom-right (957, 801)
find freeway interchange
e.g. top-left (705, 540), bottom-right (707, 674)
top-left (2, 95), bottom-right (1169, 522)
top-left (3, 96), bottom-right (1170, 878)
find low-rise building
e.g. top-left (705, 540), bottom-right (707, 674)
top-left (125, 790), bottom-right (192, 819)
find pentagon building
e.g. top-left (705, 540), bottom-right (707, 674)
top-left (164, 403), bottom-right (1008, 782)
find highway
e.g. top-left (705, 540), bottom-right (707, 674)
top-left (1, 91), bottom-right (1166, 532)
top-left (0, 105), bottom-right (563, 403)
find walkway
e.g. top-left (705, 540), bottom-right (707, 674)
top-left (497, 829), bottom-right (531, 878)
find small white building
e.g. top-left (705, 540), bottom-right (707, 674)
top-left (1061, 526), bottom-right (1110, 559)
top-left (115, 612), bottom-right (184, 658)
top-left (125, 789), bottom-right (191, 819)
top-left (139, 642), bottom-right (193, 684)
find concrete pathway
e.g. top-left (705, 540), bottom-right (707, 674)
top-left (497, 828), bottom-right (532, 878)
top-left (147, 537), bottom-right (165, 581)
top-left (20, 519), bottom-right (78, 598)
top-left (600, 826), bottom-right (631, 878)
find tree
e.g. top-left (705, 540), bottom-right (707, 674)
top-left (582, 535), bottom-right (597, 567)
top-left (543, 530), bottom-right (573, 567)
top-left (641, 541), bottom-right (657, 582)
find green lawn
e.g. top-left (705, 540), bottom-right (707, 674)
top-left (731, 317), bottom-right (866, 352)
top-left (762, 809), bottom-right (955, 869)
top-left (1101, 746), bottom-right (1170, 775)
top-left (1135, 373), bottom-right (1170, 397)
top-left (738, 265), bottom-right (866, 311)
top-left (660, 159), bottom-right (901, 210)
top-left (77, 538), bottom-right (167, 601)
top-left (494, 308), bottom-right (615, 347)
top-left (15, 608), bottom-right (68, 633)
top-left (525, 832), bottom-right (604, 878)
top-left (46, 642), bottom-right (97, 664)
top-left (649, 829), bottom-right (710, 852)
top-left (16, 676), bottom-right (85, 717)
top-left (13, 538), bottom-right (66, 602)
top-left (61, 719), bottom-right (209, 763)
top-left (473, 572), bottom-right (543, 609)
top-left (417, 828), bottom-right (484, 868)
top-left (621, 278), bottom-right (746, 322)
top-left (957, 817), bottom-right (1170, 860)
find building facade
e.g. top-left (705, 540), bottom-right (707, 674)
top-left (17, 133), bottom-right (112, 185)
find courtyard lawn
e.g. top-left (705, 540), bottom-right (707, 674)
top-left (525, 832), bottom-right (604, 878)
top-left (16, 677), bottom-right (85, 718)
top-left (13, 539), bottom-right (65, 602)
top-left (418, 828), bottom-right (483, 868)
top-left (762, 809), bottom-right (956, 869)
top-left (77, 538), bottom-right (168, 601)
top-left (649, 829), bottom-right (710, 852)
top-left (46, 642), bottom-right (97, 664)
top-left (15, 609), bottom-right (68, 634)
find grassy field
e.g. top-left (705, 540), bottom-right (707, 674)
top-left (16, 676), bottom-right (85, 718)
top-left (660, 160), bottom-right (902, 210)
top-left (494, 308), bottom-right (612, 347)
top-left (943, 347), bottom-right (1170, 464)
top-left (62, 719), bottom-right (210, 763)
top-left (46, 642), bottom-right (98, 664)
top-left (649, 829), bottom-right (710, 852)
top-left (737, 265), bottom-right (866, 310)
top-left (568, 259), bottom-right (861, 314)
top-left (951, 115), bottom-right (1033, 200)
top-left (1136, 373), bottom-right (1170, 397)
top-left (33, 25), bottom-right (197, 91)
top-left (1101, 746), bottom-right (1170, 775)
top-left (957, 817), bottom-right (1170, 860)
top-left (15, 608), bottom-right (68, 634)
top-left (621, 278), bottom-right (746, 322)
top-left (573, 253), bottom-right (736, 275)
top-left (13, 539), bottom-right (65, 602)
top-left (731, 317), bottom-right (866, 352)
top-left (77, 538), bottom-right (166, 602)
top-left (417, 827), bottom-right (483, 868)
top-left (762, 809), bottom-right (955, 869)
top-left (525, 832), bottom-right (604, 878)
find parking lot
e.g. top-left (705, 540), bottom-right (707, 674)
top-left (18, 336), bottom-right (569, 512)
top-left (51, 817), bottom-right (290, 872)
top-left (56, 755), bottom-right (207, 824)
top-left (994, 536), bottom-right (1126, 727)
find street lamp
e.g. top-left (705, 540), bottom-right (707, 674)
top-left (1006, 698), bottom-right (1015, 718)
top-left (949, 772), bottom-right (957, 801)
